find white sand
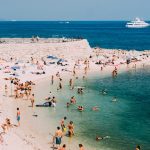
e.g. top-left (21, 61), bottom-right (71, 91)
top-left (0, 38), bottom-right (150, 150)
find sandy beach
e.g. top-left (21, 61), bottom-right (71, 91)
top-left (0, 38), bottom-right (150, 150)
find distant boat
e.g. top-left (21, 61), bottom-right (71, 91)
top-left (59, 21), bottom-right (70, 24)
top-left (11, 20), bottom-right (17, 22)
top-left (126, 18), bottom-right (149, 28)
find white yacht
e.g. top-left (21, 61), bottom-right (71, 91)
top-left (126, 18), bottom-right (149, 28)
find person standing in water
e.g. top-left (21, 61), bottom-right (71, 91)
top-left (67, 121), bottom-right (74, 137)
top-left (59, 82), bottom-right (62, 90)
top-left (53, 126), bottom-right (63, 149)
top-left (69, 79), bottom-right (72, 87)
top-left (69, 78), bottom-right (74, 89)
top-left (57, 78), bottom-right (62, 90)
top-left (60, 117), bottom-right (67, 132)
top-left (16, 108), bottom-right (20, 126)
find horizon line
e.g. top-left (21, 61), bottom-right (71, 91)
top-left (0, 19), bottom-right (149, 22)
top-left (0, 20), bottom-right (135, 22)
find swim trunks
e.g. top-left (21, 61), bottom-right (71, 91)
top-left (17, 116), bottom-right (20, 121)
top-left (56, 137), bottom-right (61, 145)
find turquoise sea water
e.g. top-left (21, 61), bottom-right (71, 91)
top-left (34, 65), bottom-right (150, 150)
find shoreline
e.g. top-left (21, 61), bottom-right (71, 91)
top-left (0, 38), bottom-right (150, 150)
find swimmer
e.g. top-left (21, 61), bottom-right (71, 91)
top-left (92, 106), bottom-right (99, 111)
top-left (78, 106), bottom-right (84, 111)
top-left (66, 102), bottom-right (70, 108)
top-left (70, 96), bottom-right (76, 104)
top-left (78, 88), bottom-right (84, 94)
top-left (112, 96), bottom-right (117, 102)
top-left (96, 135), bottom-right (110, 141)
top-left (101, 89), bottom-right (107, 95)
top-left (136, 145), bottom-right (141, 150)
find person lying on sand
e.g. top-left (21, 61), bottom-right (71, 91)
top-left (1, 118), bottom-right (17, 133)
top-left (36, 101), bottom-right (52, 107)
top-left (31, 71), bottom-right (45, 75)
top-left (1, 124), bottom-right (7, 133)
top-left (0, 132), bottom-right (4, 144)
top-left (61, 69), bottom-right (72, 72)
top-left (5, 118), bottom-right (13, 128)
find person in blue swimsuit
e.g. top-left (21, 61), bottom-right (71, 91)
top-left (16, 108), bottom-right (20, 126)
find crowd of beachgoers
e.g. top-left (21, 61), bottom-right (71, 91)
top-left (0, 38), bottom-right (149, 150)
top-left (0, 37), bottom-right (83, 44)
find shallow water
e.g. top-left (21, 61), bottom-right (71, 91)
top-left (34, 65), bottom-right (150, 150)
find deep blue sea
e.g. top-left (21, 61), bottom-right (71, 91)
top-left (0, 21), bottom-right (150, 50)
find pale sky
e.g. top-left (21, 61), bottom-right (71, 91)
top-left (0, 0), bottom-right (149, 21)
